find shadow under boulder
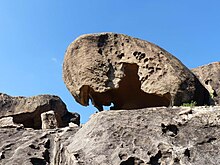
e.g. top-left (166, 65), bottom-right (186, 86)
top-left (0, 93), bottom-right (80, 129)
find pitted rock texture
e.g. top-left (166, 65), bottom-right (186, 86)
top-left (66, 106), bottom-right (220, 165)
top-left (0, 93), bottom-right (80, 129)
top-left (63, 33), bottom-right (210, 111)
top-left (192, 62), bottom-right (220, 105)
top-left (0, 126), bottom-right (79, 165)
top-left (1, 107), bottom-right (220, 164)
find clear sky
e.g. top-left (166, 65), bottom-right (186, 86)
top-left (0, 1), bottom-right (220, 123)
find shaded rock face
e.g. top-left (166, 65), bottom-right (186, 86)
top-left (0, 127), bottom-right (79, 165)
top-left (63, 33), bottom-right (210, 111)
top-left (66, 106), bottom-right (220, 165)
top-left (62, 111), bottom-right (80, 126)
top-left (192, 62), bottom-right (220, 105)
top-left (0, 93), bottom-right (80, 129)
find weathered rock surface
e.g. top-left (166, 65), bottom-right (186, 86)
top-left (2, 106), bottom-right (220, 164)
top-left (66, 106), bottom-right (220, 165)
top-left (0, 117), bottom-right (23, 128)
top-left (192, 62), bottom-right (220, 105)
top-left (0, 93), bottom-right (80, 129)
top-left (63, 33), bottom-right (210, 111)
top-left (0, 126), bottom-right (79, 165)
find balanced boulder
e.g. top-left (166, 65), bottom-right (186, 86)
top-left (63, 33), bottom-right (210, 111)
top-left (192, 62), bottom-right (220, 105)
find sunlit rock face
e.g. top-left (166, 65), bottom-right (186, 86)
top-left (66, 106), bottom-right (220, 165)
top-left (63, 33), bottom-right (210, 111)
top-left (192, 61), bottom-right (220, 105)
top-left (1, 107), bottom-right (220, 164)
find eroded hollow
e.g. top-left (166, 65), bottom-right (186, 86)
top-left (82, 63), bottom-right (171, 111)
top-left (120, 156), bottom-right (145, 165)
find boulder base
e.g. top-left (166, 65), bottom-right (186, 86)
top-left (66, 106), bottom-right (220, 165)
top-left (0, 107), bottom-right (220, 164)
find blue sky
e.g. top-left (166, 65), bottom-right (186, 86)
top-left (0, 1), bottom-right (220, 123)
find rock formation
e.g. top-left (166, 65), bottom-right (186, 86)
top-left (63, 33), bottom-right (210, 111)
top-left (192, 62), bottom-right (220, 105)
top-left (1, 107), bottom-right (220, 165)
top-left (1, 33), bottom-right (219, 164)
top-left (0, 93), bottom-right (80, 129)
top-left (0, 117), bottom-right (23, 128)
top-left (63, 106), bottom-right (220, 165)
top-left (41, 110), bottom-right (59, 130)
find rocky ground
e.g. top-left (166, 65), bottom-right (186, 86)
top-left (1, 106), bottom-right (220, 165)
top-left (0, 126), bottom-right (79, 165)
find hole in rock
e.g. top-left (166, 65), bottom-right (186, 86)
top-left (43, 149), bottom-right (50, 163)
top-left (103, 103), bottom-right (114, 111)
top-left (97, 34), bottom-right (109, 47)
top-left (205, 79), bottom-right (212, 85)
top-left (86, 63), bottom-right (171, 111)
top-left (120, 156), bottom-right (145, 165)
top-left (213, 90), bottom-right (218, 97)
top-left (30, 158), bottom-right (47, 165)
top-left (98, 49), bottom-right (102, 55)
top-left (184, 148), bottom-right (190, 159)
top-left (148, 150), bottom-right (162, 165)
top-left (161, 124), bottom-right (179, 137)
top-left (0, 152), bottom-right (5, 159)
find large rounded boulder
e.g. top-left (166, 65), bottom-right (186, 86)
top-left (63, 33), bottom-right (210, 111)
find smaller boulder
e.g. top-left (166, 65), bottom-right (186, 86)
top-left (192, 62), bottom-right (220, 105)
top-left (0, 117), bottom-right (23, 128)
top-left (41, 110), bottom-right (58, 130)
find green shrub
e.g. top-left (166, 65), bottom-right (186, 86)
top-left (182, 101), bottom-right (197, 107)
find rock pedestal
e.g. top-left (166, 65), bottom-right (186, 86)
top-left (41, 110), bottom-right (59, 130)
